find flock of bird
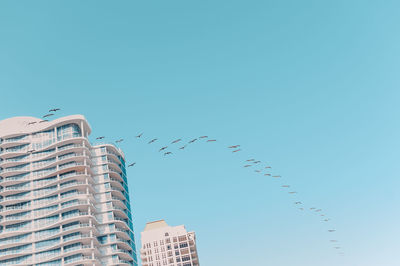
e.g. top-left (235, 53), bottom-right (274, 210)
top-left (26, 108), bottom-right (61, 125)
top-left (28, 109), bottom-right (344, 256)
top-left (103, 133), bottom-right (344, 255)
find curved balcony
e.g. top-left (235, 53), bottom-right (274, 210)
top-left (0, 143), bottom-right (87, 169)
top-left (29, 135), bottom-right (89, 156)
top-left (62, 233), bottom-right (96, 247)
top-left (113, 226), bottom-right (132, 241)
top-left (0, 143), bottom-right (89, 168)
top-left (0, 135), bottom-right (29, 149)
top-left (0, 135), bottom-right (88, 162)
top-left (0, 234), bottom-right (33, 250)
top-left (58, 181), bottom-right (94, 195)
top-left (32, 220), bottom-right (98, 244)
top-left (0, 155), bottom-right (30, 168)
top-left (110, 206), bottom-right (130, 221)
top-left (110, 247), bottom-right (134, 261)
top-left (110, 195), bottom-right (128, 209)
top-left (109, 186), bottom-right (128, 202)
top-left (98, 144), bottom-right (125, 160)
top-left (0, 184), bottom-right (31, 196)
top-left (31, 176), bottom-right (77, 192)
top-left (0, 247), bottom-right (33, 261)
top-left (0, 213), bottom-right (32, 227)
top-left (0, 183), bottom-right (91, 208)
top-left (112, 216), bottom-right (131, 231)
top-left (0, 209), bottom-right (97, 239)
top-left (59, 171), bottom-right (88, 182)
top-left (108, 170), bottom-right (125, 183)
top-left (62, 222), bottom-right (97, 236)
top-left (0, 167), bottom-right (30, 178)
top-left (0, 146), bottom-right (30, 159)
top-left (0, 194), bottom-right (31, 206)
top-left (64, 254), bottom-right (101, 266)
top-left (105, 158), bottom-right (124, 172)
top-left (57, 162), bottom-right (90, 178)
top-left (63, 244), bottom-right (99, 260)
top-left (109, 177), bottom-right (128, 193)
top-left (0, 189), bottom-right (93, 217)
top-left (113, 237), bottom-right (134, 251)
top-left (0, 176), bottom-right (30, 187)
top-left (118, 258), bottom-right (135, 266)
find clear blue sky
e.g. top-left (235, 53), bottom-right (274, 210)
top-left (1, 1), bottom-right (399, 265)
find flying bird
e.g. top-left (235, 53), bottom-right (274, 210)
top-left (330, 240), bottom-right (338, 242)
top-left (199, 136), bottom-right (208, 138)
top-left (272, 175), bottom-right (281, 178)
top-left (315, 209), bottom-right (322, 212)
top-left (27, 122), bottom-right (37, 125)
top-left (148, 139), bottom-right (157, 144)
top-left (254, 170), bottom-right (261, 173)
top-left (116, 139), bottom-right (123, 143)
top-left (246, 159), bottom-right (255, 162)
top-left (159, 146), bottom-right (168, 152)
top-left (179, 145), bottom-right (187, 150)
top-left (281, 185), bottom-right (290, 188)
top-left (288, 191), bottom-right (297, 194)
top-left (164, 152), bottom-right (172, 156)
top-left (189, 139), bottom-right (197, 143)
top-left (135, 133), bottom-right (143, 138)
top-left (244, 165), bottom-right (252, 168)
top-left (171, 139), bottom-right (182, 144)
top-left (328, 230), bottom-right (336, 232)
top-left (295, 202), bottom-right (302, 204)
top-left (334, 247), bottom-right (341, 249)
top-left (265, 166), bottom-right (272, 169)
top-left (96, 136), bottom-right (105, 140)
top-left (43, 114), bottom-right (54, 118)
top-left (324, 219), bottom-right (330, 222)
top-left (207, 139), bottom-right (217, 142)
top-left (264, 174), bottom-right (271, 176)
top-left (310, 207), bottom-right (316, 210)
top-left (232, 149), bottom-right (241, 153)
top-left (128, 163), bottom-right (136, 167)
top-left (49, 108), bottom-right (60, 112)
top-left (228, 145), bottom-right (240, 148)
top-left (253, 161), bottom-right (261, 164)
top-left (39, 120), bottom-right (48, 123)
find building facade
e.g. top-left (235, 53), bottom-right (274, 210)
top-left (0, 115), bottom-right (137, 266)
top-left (140, 220), bottom-right (199, 266)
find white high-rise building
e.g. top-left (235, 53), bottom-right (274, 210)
top-left (0, 115), bottom-right (137, 266)
top-left (140, 220), bottom-right (199, 266)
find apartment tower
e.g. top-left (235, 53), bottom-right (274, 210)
top-left (0, 115), bottom-right (137, 265)
top-left (140, 220), bottom-right (199, 266)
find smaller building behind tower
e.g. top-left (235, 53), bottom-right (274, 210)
top-left (140, 220), bottom-right (199, 266)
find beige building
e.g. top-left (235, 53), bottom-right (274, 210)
top-left (0, 115), bottom-right (137, 266)
top-left (140, 220), bottom-right (199, 266)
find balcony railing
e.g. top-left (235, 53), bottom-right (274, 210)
top-left (64, 254), bottom-right (92, 264)
top-left (58, 153), bottom-right (84, 161)
top-left (58, 144), bottom-right (84, 152)
top-left (3, 135), bottom-right (28, 143)
top-left (63, 233), bottom-right (90, 242)
top-left (59, 171), bottom-right (85, 180)
top-left (62, 211), bottom-right (88, 220)
top-left (60, 181), bottom-right (86, 189)
top-left (59, 162), bottom-right (85, 170)
top-left (63, 223), bottom-right (90, 232)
